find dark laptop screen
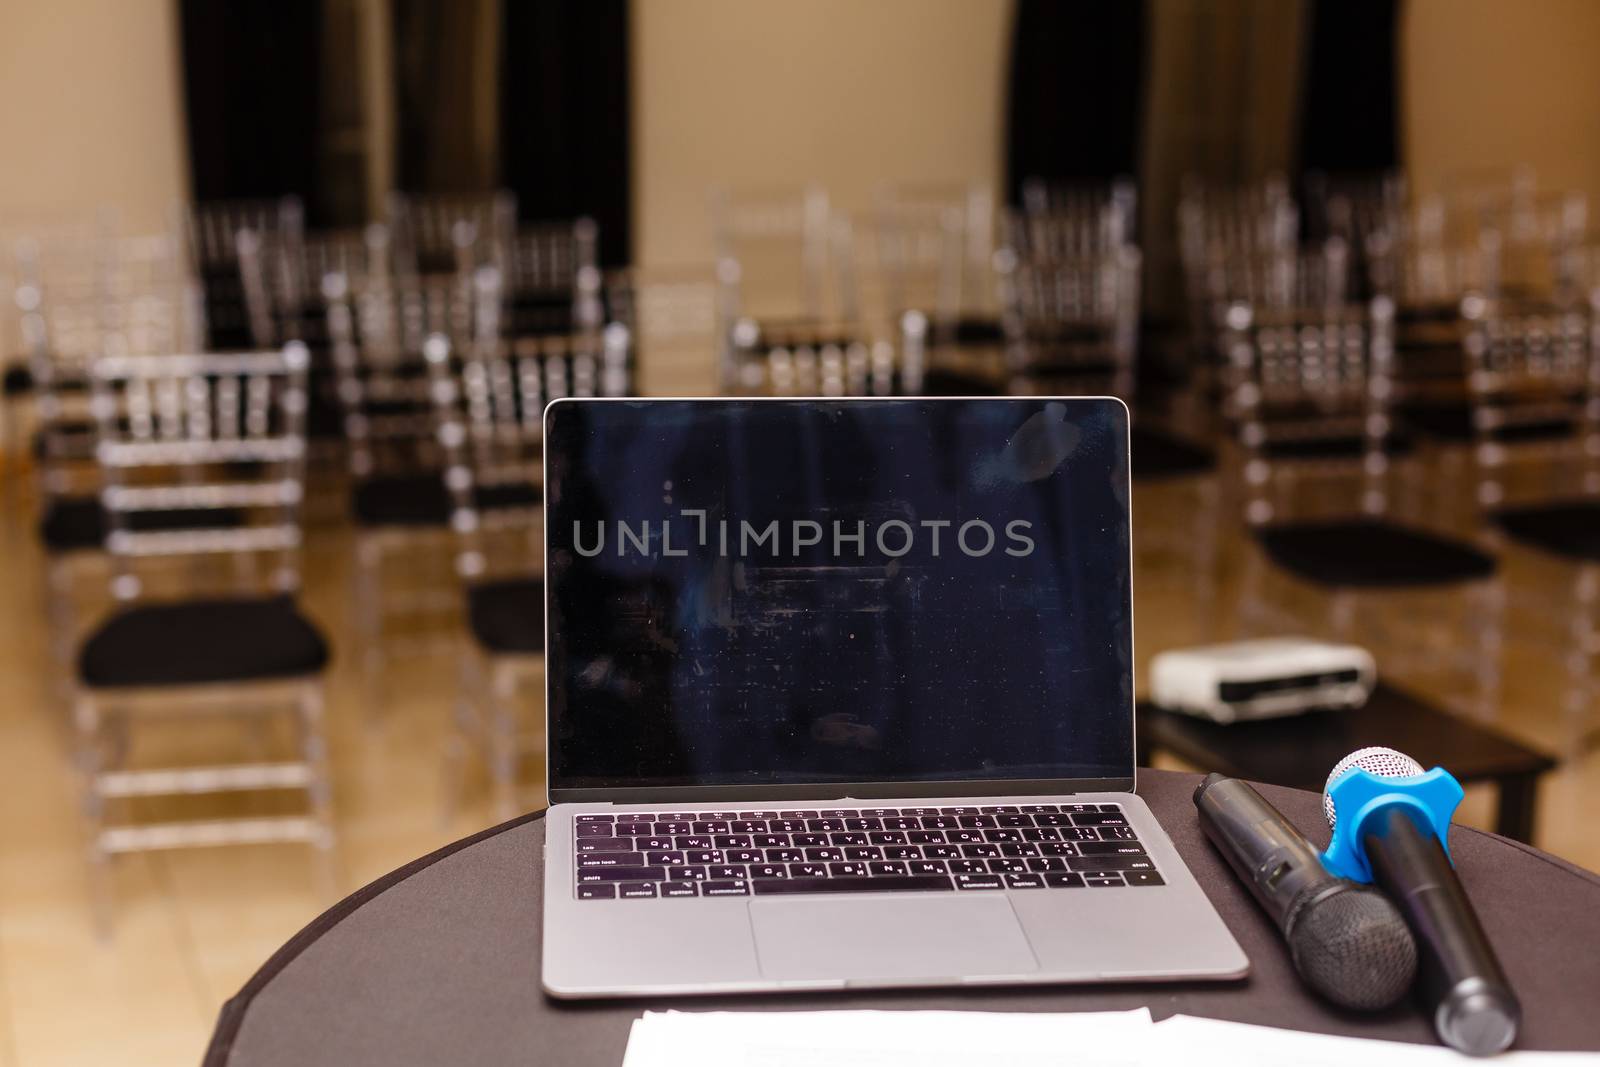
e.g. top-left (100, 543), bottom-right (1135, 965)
top-left (545, 398), bottom-right (1133, 793)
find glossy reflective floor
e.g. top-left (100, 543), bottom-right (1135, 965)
top-left (0, 360), bottom-right (1596, 1066)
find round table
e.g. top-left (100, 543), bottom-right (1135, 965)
top-left (203, 770), bottom-right (1600, 1065)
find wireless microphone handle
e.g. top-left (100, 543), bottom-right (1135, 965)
top-left (1195, 773), bottom-right (1337, 930)
top-left (1362, 806), bottom-right (1520, 1056)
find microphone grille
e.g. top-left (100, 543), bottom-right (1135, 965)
top-left (1323, 746), bottom-right (1424, 829)
top-left (1288, 885), bottom-right (1418, 1011)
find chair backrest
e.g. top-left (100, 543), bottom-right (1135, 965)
top-left (323, 263), bottom-right (486, 478)
top-left (503, 217), bottom-right (603, 337)
top-left (387, 190), bottom-right (516, 278)
top-left (1221, 297), bottom-right (1397, 525)
top-left (89, 344), bottom-right (310, 601)
top-left (711, 186), bottom-right (856, 328)
top-left (875, 183), bottom-right (996, 323)
top-left (1459, 291), bottom-right (1600, 504)
top-left (1019, 176), bottom-right (1138, 249)
top-left (423, 316), bottom-right (631, 578)
top-left (995, 238), bottom-right (1141, 397)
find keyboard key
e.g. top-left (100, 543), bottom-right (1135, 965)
top-left (884, 817), bottom-right (919, 831)
top-left (1065, 855), bottom-right (1155, 873)
top-left (949, 860), bottom-right (988, 874)
top-left (713, 835), bottom-right (753, 849)
top-left (1027, 858), bottom-right (1068, 872)
top-left (845, 818), bottom-right (883, 831)
top-left (576, 838), bottom-right (636, 853)
top-left (1063, 828), bottom-right (1101, 841)
top-left (830, 833), bottom-right (869, 847)
top-left (674, 836), bottom-right (712, 850)
top-left (920, 816), bottom-right (958, 829)
top-left (703, 811), bottom-right (739, 820)
top-left (1085, 874), bottom-right (1126, 887)
top-left (900, 807), bottom-right (940, 817)
top-left (576, 814), bottom-right (615, 823)
top-left (577, 884), bottom-right (616, 899)
top-left (922, 845), bottom-right (961, 860)
top-left (987, 858), bottom-right (1028, 873)
top-left (1039, 842), bottom-right (1077, 856)
top-left (577, 854), bottom-right (637, 869)
top-left (819, 809), bottom-right (856, 818)
top-left (1033, 813), bottom-right (1071, 826)
top-left (1005, 873), bottom-right (1046, 889)
top-left (1021, 805), bottom-right (1059, 813)
top-left (693, 821), bottom-right (731, 834)
top-left (828, 862), bottom-right (869, 877)
top-left (807, 819), bottom-right (845, 833)
top-left (779, 811), bottom-right (810, 820)
top-left (958, 816), bottom-right (997, 829)
top-left (868, 831), bottom-right (908, 845)
top-left (859, 808), bottom-right (900, 818)
top-left (731, 820), bottom-right (766, 833)
top-left (772, 820), bottom-right (807, 833)
top-left (703, 881), bottom-right (750, 897)
top-left (654, 822), bottom-right (692, 835)
top-left (1063, 804), bottom-right (1100, 814)
top-left (996, 814), bottom-right (1032, 828)
top-left (576, 822), bottom-right (614, 837)
top-left (1044, 872), bottom-right (1086, 889)
top-left (644, 851), bottom-right (686, 866)
top-left (726, 849), bottom-right (764, 864)
top-left (869, 861), bottom-right (909, 876)
top-left (909, 860), bottom-right (947, 875)
top-left (669, 867), bottom-right (709, 881)
top-left (954, 873), bottom-right (1004, 890)
top-left (793, 834), bottom-right (829, 848)
top-left (882, 846), bottom-right (920, 860)
top-left (1124, 871), bottom-right (1166, 887)
top-left (753, 876), bottom-right (954, 895)
top-left (844, 847), bottom-right (881, 861)
top-left (1076, 841), bottom-right (1146, 856)
top-left (739, 811), bottom-right (780, 820)
top-left (1071, 813), bottom-right (1128, 827)
top-left (749, 865), bottom-right (789, 879)
top-left (950, 830), bottom-right (985, 845)
top-left (685, 850), bottom-right (722, 864)
top-left (1098, 804), bottom-right (1123, 813)
top-left (1099, 827), bottom-right (1139, 840)
top-left (637, 837), bottom-right (675, 851)
top-left (803, 848), bottom-right (844, 863)
top-left (752, 834), bottom-right (790, 849)
top-left (619, 882), bottom-right (658, 899)
top-left (576, 866), bottom-right (665, 883)
top-left (709, 866), bottom-right (747, 880)
top-left (1000, 843), bottom-right (1040, 857)
top-left (615, 813), bottom-right (655, 824)
top-left (961, 844), bottom-right (1000, 858)
top-left (941, 806), bottom-right (980, 816)
top-left (983, 805), bottom-right (1021, 814)
top-left (661, 882), bottom-right (699, 898)
top-left (1021, 828), bottom-right (1061, 842)
top-left (789, 863), bottom-right (829, 878)
top-left (765, 848), bottom-right (804, 863)
top-left (989, 829), bottom-right (1024, 843)
top-left (909, 831), bottom-right (945, 844)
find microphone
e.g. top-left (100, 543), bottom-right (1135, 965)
top-left (1194, 774), bottom-right (1416, 1010)
top-left (1322, 747), bottom-right (1520, 1056)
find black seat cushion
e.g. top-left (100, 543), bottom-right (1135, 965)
top-left (915, 367), bottom-right (1005, 396)
top-left (466, 578), bottom-right (545, 654)
top-left (1130, 426), bottom-right (1215, 481)
top-left (1397, 403), bottom-right (1574, 444)
top-left (2, 362), bottom-right (32, 396)
top-left (78, 595), bottom-right (329, 689)
top-left (351, 473), bottom-right (453, 528)
top-left (1260, 433), bottom-right (1415, 461)
top-left (945, 317), bottom-right (1005, 345)
top-left (39, 495), bottom-right (243, 554)
top-left (1492, 500), bottom-right (1600, 562)
top-left (1254, 519), bottom-right (1497, 588)
top-left (474, 482), bottom-right (541, 511)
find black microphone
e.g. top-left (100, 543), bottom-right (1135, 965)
top-left (1323, 748), bottom-right (1520, 1056)
top-left (1194, 773), bottom-right (1416, 1010)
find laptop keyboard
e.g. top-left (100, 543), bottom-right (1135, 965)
top-left (571, 803), bottom-right (1162, 900)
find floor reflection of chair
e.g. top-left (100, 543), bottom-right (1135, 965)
top-left (424, 314), bottom-right (632, 819)
top-left (1223, 296), bottom-right (1503, 719)
top-left (72, 344), bottom-right (335, 933)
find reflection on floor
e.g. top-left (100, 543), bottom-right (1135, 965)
top-left (0, 461), bottom-right (1596, 1066)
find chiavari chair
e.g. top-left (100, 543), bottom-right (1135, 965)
top-left (184, 198), bottom-right (304, 350)
top-left (424, 278), bottom-right (631, 818)
top-left (503, 216), bottom-right (604, 342)
top-left (1222, 296), bottom-right (1502, 719)
top-left (875, 183), bottom-right (998, 341)
top-left (1019, 175), bottom-right (1138, 249)
top-left (387, 189), bottom-right (516, 278)
top-left (73, 343), bottom-right (335, 932)
top-left (1460, 291), bottom-right (1600, 751)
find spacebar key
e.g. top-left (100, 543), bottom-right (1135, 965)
top-left (751, 876), bottom-right (953, 895)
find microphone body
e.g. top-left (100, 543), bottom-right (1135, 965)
top-left (1362, 805), bottom-right (1520, 1057)
top-left (1195, 774), bottom-right (1416, 1011)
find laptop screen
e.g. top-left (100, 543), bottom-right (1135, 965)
top-left (545, 398), bottom-right (1133, 795)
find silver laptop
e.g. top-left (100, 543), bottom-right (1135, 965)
top-left (541, 397), bottom-right (1247, 997)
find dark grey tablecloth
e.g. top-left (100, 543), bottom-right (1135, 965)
top-left (205, 770), bottom-right (1600, 1065)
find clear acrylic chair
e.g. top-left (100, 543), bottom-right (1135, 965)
top-left (875, 183), bottom-right (998, 340)
top-left (503, 217), bottom-right (603, 342)
top-left (74, 342), bottom-right (335, 933)
top-left (1222, 296), bottom-right (1503, 719)
top-left (184, 198), bottom-right (304, 349)
top-left (424, 297), bottom-right (632, 819)
top-left (1460, 290), bottom-right (1600, 750)
top-left (387, 189), bottom-right (517, 278)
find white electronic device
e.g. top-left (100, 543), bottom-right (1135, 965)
top-left (1149, 637), bottom-right (1376, 724)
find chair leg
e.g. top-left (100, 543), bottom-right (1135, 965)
top-left (489, 658), bottom-right (521, 822)
top-left (73, 690), bottom-right (113, 938)
top-left (1563, 567), bottom-right (1599, 758)
top-left (44, 554), bottom-right (80, 712)
top-left (298, 681), bottom-right (342, 903)
top-left (439, 647), bottom-right (483, 829)
top-left (1472, 578), bottom-right (1506, 723)
top-left (353, 534), bottom-right (386, 717)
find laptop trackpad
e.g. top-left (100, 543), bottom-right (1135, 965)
top-left (749, 896), bottom-right (1038, 981)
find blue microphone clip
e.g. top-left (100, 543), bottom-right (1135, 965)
top-left (1320, 766), bottom-right (1463, 883)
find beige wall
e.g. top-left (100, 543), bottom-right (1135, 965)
top-left (0, 0), bottom-right (188, 235)
top-left (1402, 0), bottom-right (1600, 206)
top-left (632, 0), bottom-right (1013, 270)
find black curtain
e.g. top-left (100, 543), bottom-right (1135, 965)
top-left (180, 0), bottom-right (325, 218)
top-left (1298, 0), bottom-right (1401, 173)
top-left (1004, 0), bottom-right (1145, 205)
top-left (499, 0), bottom-right (632, 267)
